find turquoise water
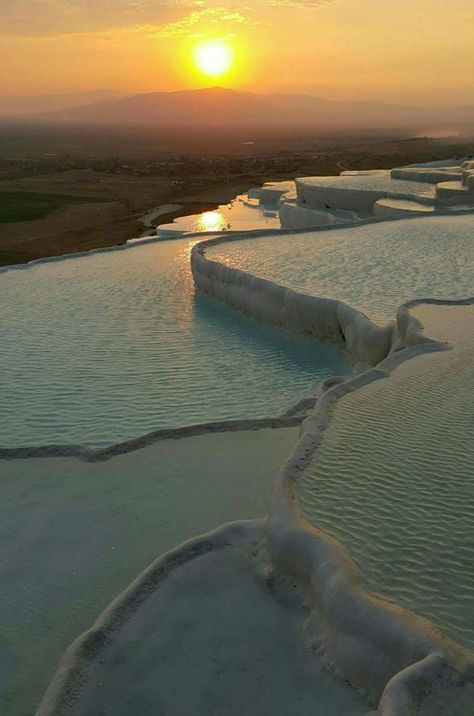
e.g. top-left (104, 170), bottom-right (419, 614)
top-left (0, 239), bottom-right (348, 448)
top-left (207, 215), bottom-right (474, 323)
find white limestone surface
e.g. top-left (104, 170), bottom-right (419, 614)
top-left (390, 167), bottom-right (463, 183)
top-left (192, 231), bottom-right (397, 369)
top-left (279, 201), bottom-right (358, 229)
top-left (296, 175), bottom-right (435, 213)
top-left (204, 214), bottom-right (474, 325)
top-left (340, 170), bottom-right (390, 176)
top-left (47, 536), bottom-right (368, 716)
top-left (373, 198), bottom-right (436, 216)
top-left (405, 158), bottom-right (470, 168)
top-left (436, 179), bottom-right (474, 205)
top-left (247, 180), bottom-right (295, 205)
top-left (0, 427), bottom-right (298, 716)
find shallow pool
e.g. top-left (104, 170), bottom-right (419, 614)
top-left (207, 214), bottom-right (474, 323)
top-left (0, 428), bottom-right (298, 716)
top-left (0, 239), bottom-right (348, 448)
top-left (157, 194), bottom-right (280, 236)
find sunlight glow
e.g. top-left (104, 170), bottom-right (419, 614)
top-left (193, 40), bottom-right (234, 78)
top-left (195, 210), bottom-right (229, 232)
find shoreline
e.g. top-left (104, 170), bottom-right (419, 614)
top-left (0, 178), bottom-right (267, 267)
top-left (1, 132), bottom-right (472, 267)
top-left (145, 176), bottom-right (286, 230)
top-left (151, 200), bottom-right (223, 229)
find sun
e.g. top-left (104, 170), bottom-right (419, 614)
top-left (193, 40), bottom-right (234, 78)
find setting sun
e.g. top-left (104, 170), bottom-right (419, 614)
top-left (193, 40), bottom-right (234, 78)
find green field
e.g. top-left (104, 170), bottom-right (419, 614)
top-left (0, 191), bottom-right (109, 223)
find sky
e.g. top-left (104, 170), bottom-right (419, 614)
top-left (1, 0), bottom-right (473, 104)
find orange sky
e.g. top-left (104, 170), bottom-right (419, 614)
top-left (1, 0), bottom-right (473, 104)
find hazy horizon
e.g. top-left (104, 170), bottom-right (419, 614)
top-left (2, 85), bottom-right (474, 108)
top-left (1, 86), bottom-right (473, 137)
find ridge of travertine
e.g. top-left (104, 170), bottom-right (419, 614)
top-left (267, 299), bottom-right (474, 715)
top-left (34, 299), bottom-right (474, 716)
top-left (191, 215), bottom-right (444, 370)
top-left (247, 158), bottom-right (474, 227)
top-left (191, 222), bottom-right (473, 713)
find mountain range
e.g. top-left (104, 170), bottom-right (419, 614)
top-left (4, 87), bottom-right (473, 132)
top-left (0, 91), bottom-right (129, 117)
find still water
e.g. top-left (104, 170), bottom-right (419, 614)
top-left (0, 238), bottom-right (348, 447)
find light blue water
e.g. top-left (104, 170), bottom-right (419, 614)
top-left (208, 215), bottom-right (474, 323)
top-left (0, 239), bottom-right (349, 448)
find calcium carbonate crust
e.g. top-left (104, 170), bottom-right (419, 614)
top-left (191, 212), bottom-right (474, 369)
top-left (5, 213), bottom-right (473, 715)
top-left (191, 217), bottom-right (419, 369)
top-left (0, 407), bottom-right (313, 462)
top-left (35, 520), bottom-right (265, 716)
top-left (190, 224), bottom-right (474, 714)
top-left (268, 299), bottom-right (474, 715)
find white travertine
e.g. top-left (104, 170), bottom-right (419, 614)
top-left (279, 200), bottom-right (357, 229)
top-left (295, 175), bottom-right (435, 213)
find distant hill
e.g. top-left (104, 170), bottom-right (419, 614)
top-left (0, 91), bottom-right (130, 117)
top-left (11, 87), bottom-right (474, 132)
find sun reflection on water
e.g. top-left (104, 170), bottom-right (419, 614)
top-left (194, 210), bottom-right (229, 233)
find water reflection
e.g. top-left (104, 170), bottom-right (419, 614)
top-left (157, 194), bottom-right (280, 236)
top-left (194, 210), bottom-right (229, 233)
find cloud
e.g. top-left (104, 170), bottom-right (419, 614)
top-left (0, 0), bottom-right (326, 38)
top-left (0, 0), bottom-right (192, 37)
top-left (149, 7), bottom-right (260, 39)
top-left (264, 0), bottom-right (334, 6)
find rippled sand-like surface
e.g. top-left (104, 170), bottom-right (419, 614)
top-left (295, 303), bottom-right (474, 649)
top-left (207, 215), bottom-right (473, 323)
top-left (0, 240), bottom-right (348, 447)
top-left (0, 428), bottom-right (298, 716)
